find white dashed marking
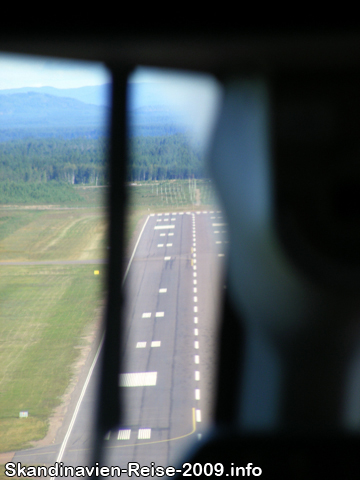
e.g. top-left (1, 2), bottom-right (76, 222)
top-left (159, 288), bottom-right (167, 293)
top-left (164, 256), bottom-right (171, 260)
top-left (142, 313), bottom-right (151, 318)
top-left (194, 317), bottom-right (198, 324)
top-left (194, 306), bottom-right (198, 313)
top-left (194, 296), bottom-right (198, 302)
top-left (193, 279), bottom-right (197, 285)
top-left (212, 223), bottom-right (227, 227)
top-left (120, 372), bottom-right (157, 387)
top-left (168, 233), bottom-right (174, 236)
top-left (160, 233), bottom-right (166, 236)
top-left (151, 341), bottom-right (161, 347)
top-left (196, 410), bottom-right (202, 422)
top-left (166, 243), bottom-right (173, 247)
top-left (157, 244), bottom-right (164, 247)
top-left (136, 342), bottom-right (146, 348)
top-left (155, 312), bottom-right (164, 317)
top-left (194, 341), bottom-right (199, 349)
top-left (193, 287), bottom-right (197, 293)
top-left (195, 371), bottom-right (200, 381)
top-left (216, 241), bottom-right (222, 244)
top-left (194, 328), bottom-right (198, 336)
top-left (195, 389), bottom-right (201, 400)
top-left (195, 355), bottom-right (200, 364)
top-left (154, 225), bottom-right (175, 230)
top-left (218, 254), bottom-right (225, 257)
top-left (193, 272), bottom-right (197, 277)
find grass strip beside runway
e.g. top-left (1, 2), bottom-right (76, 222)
top-left (0, 264), bottom-right (104, 452)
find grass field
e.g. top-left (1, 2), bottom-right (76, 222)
top-left (0, 264), bottom-right (104, 452)
top-left (0, 179), bottom-right (220, 458)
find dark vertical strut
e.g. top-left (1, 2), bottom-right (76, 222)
top-left (90, 66), bottom-right (132, 470)
top-left (214, 281), bottom-right (244, 426)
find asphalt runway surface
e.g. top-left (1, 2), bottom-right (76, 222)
top-left (12, 210), bottom-right (227, 476)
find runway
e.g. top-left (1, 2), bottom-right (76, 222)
top-left (12, 210), bottom-right (227, 475)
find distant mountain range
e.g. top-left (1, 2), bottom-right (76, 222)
top-left (0, 83), bottom-right (186, 141)
top-left (0, 83), bottom-right (112, 106)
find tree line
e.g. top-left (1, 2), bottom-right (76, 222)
top-left (0, 133), bottom-right (204, 187)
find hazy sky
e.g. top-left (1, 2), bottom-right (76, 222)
top-left (0, 53), bottom-right (223, 147)
top-left (0, 52), bottom-right (110, 90)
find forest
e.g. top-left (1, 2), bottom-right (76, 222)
top-left (0, 133), bottom-right (204, 188)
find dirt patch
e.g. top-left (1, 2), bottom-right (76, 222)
top-left (0, 452), bottom-right (14, 464)
top-left (195, 188), bottom-right (201, 206)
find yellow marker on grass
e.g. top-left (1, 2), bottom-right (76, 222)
top-left (94, 270), bottom-right (99, 275)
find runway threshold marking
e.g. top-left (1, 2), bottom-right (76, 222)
top-left (118, 429), bottom-right (131, 440)
top-left (119, 372), bottom-right (157, 387)
top-left (102, 408), bottom-right (197, 450)
top-left (138, 429), bottom-right (151, 439)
